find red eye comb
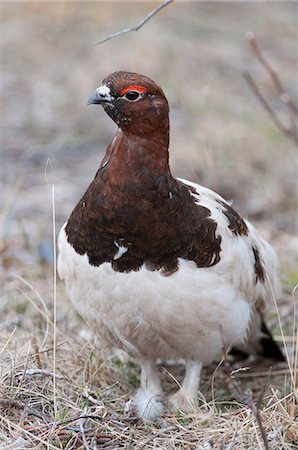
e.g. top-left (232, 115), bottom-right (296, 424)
top-left (120, 85), bottom-right (148, 96)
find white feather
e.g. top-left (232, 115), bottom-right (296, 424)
top-left (113, 241), bottom-right (128, 260)
top-left (95, 85), bottom-right (112, 100)
top-left (57, 178), bottom-right (280, 365)
top-left (133, 389), bottom-right (165, 421)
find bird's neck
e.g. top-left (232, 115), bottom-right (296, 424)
top-left (101, 127), bottom-right (171, 185)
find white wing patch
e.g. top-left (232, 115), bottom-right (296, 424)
top-left (113, 241), bottom-right (128, 260)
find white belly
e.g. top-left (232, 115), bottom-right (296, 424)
top-left (58, 228), bottom-right (251, 364)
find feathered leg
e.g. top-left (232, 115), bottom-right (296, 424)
top-left (133, 360), bottom-right (164, 421)
top-left (169, 360), bottom-right (202, 412)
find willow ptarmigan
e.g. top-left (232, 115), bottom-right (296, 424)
top-left (58, 71), bottom-right (284, 420)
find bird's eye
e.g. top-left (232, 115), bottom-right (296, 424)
top-left (123, 91), bottom-right (141, 101)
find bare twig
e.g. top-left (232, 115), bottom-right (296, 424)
top-left (243, 71), bottom-right (298, 145)
top-left (0, 436), bottom-right (30, 450)
top-left (246, 32), bottom-right (298, 116)
top-left (79, 412), bottom-right (90, 450)
top-left (0, 398), bottom-right (50, 422)
top-left (95, 0), bottom-right (174, 45)
top-left (140, 426), bottom-right (177, 449)
top-left (82, 390), bottom-right (106, 412)
top-left (222, 360), bottom-right (270, 450)
top-left (231, 368), bottom-right (291, 379)
top-left (48, 414), bottom-right (104, 430)
top-left (29, 341), bottom-right (66, 357)
top-left (244, 32), bottom-right (298, 145)
top-left (14, 368), bottom-right (63, 380)
top-left (0, 416), bottom-right (61, 449)
top-left (51, 184), bottom-right (57, 417)
top-left (251, 389), bottom-right (270, 450)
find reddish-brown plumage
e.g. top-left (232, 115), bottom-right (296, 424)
top-left (65, 72), bottom-right (222, 274)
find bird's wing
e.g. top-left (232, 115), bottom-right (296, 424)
top-left (178, 177), bottom-right (281, 309)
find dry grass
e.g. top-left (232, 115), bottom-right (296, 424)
top-left (1, 266), bottom-right (297, 450)
top-left (1, 2), bottom-right (297, 449)
top-left (0, 285), bottom-right (297, 449)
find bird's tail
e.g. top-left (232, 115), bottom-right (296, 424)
top-left (231, 311), bottom-right (285, 362)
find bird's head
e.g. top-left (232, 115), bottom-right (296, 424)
top-left (88, 71), bottom-right (169, 137)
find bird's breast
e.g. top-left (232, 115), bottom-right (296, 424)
top-left (65, 181), bottom-right (222, 275)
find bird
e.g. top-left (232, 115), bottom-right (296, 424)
top-left (58, 71), bottom-right (284, 421)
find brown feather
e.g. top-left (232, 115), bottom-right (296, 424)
top-left (66, 71), bottom-right (223, 274)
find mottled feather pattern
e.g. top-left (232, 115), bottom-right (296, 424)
top-left (216, 199), bottom-right (249, 236)
top-left (252, 245), bottom-right (265, 283)
top-left (58, 71), bottom-right (284, 420)
top-left (65, 176), bottom-right (222, 275)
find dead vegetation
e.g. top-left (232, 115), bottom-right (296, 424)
top-left (0, 305), bottom-right (297, 449)
top-left (1, 2), bottom-right (297, 449)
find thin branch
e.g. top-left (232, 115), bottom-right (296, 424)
top-left (243, 71), bottom-right (298, 145)
top-left (251, 389), bottom-right (270, 450)
top-left (79, 415), bottom-right (90, 450)
top-left (52, 184), bottom-right (57, 417)
top-left (0, 398), bottom-right (50, 423)
top-left (222, 360), bottom-right (270, 450)
top-left (246, 32), bottom-right (298, 117)
top-left (14, 368), bottom-right (63, 380)
top-left (244, 32), bottom-right (298, 145)
top-left (140, 426), bottom-right (177, 449)
top-left (95, 0), bottom-right (174, 45)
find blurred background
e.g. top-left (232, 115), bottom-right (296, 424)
top-left (1, 1), bottom-right (297, 310)
top-left (1, 4), bottom-right (297, 446)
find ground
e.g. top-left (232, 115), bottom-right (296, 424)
top-left (0, 2), bottom-right (297, 449)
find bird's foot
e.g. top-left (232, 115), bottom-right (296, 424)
top-left (168, 390), bottom-right (196, 413)
top-left (133, 388), bottom-right (165, 421)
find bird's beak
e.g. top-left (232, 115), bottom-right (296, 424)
top-left (87, 86), bottom-right (113, 105)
